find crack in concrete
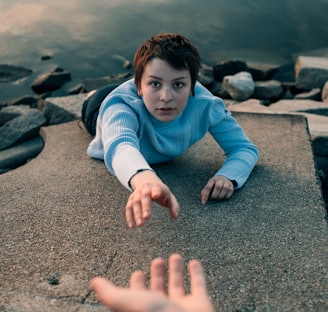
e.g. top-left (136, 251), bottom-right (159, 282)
top-left (77, 250), bottom-right (118, 310)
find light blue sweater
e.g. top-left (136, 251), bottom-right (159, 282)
top-left (87, 79), bottom-right (259, 190)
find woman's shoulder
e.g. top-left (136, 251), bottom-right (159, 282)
top-left (99, 79), bottom-right (144, 114)
top-left (109, 78), bottom-right (139, 99)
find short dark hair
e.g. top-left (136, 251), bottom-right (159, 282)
top-left (133, 33), bottom-right (201, 96)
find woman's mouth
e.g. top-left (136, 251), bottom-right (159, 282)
top-left (158, 107), bottom-right (175, 112)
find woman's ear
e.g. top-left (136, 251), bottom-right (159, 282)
top-left (137, 89), bottom-right (143, 96)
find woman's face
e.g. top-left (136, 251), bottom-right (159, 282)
top-left (138, 58), bottom-right (192, 122)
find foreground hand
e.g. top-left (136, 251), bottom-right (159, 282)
top-left (201, 175), bottom-right (234, 204)
top-left (90, 253), bottom-right (215, 312)
top-left (126, 170), bottom-right (180, 228)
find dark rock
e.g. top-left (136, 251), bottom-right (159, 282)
top-left (247, 63), bottom-right (280, 81)
top-left (0, 105), bottom-right (32, 126)
top-left (81, 72), bottom-right (132, 92)
top-left (281, 82), bottom-right (298, 96)
top-left (295, 56), bottom-right (328, 90)
top-left (5, 95), bottom-right (39, 106)
top-left (315, 156), bottom-right (328, 207)
top-left (198, 64), bottom-right (214, 87)
top-left (322, 81), bottom-right (328, 102)
top-left (213, 60), bottom-right (248, 82)
top-left (41, 55), bottom-right (53, 61)
top-left (0, 110), bottom-right (47, 151)
top-left (112, 54), bottom-right (132, 69)
top-left (271, 63), bottom-right (295, 83)
top-left (298, 107), bottom-right (328, 117)
top-left (51, 66), bottom-right (65, 73)
top-left (43, 94), bottom-right (87, 125)
top-left (207, 81), bottom-right (230, 98)
top-left (44, 101), bottom-right (76, 125)
top-left (0, 64), bottom-right (32, 82)
top-left (281, 89), bottom-right (295, 100)
top-left (68, 84), bottom-right (87, 95)
top-left (294, 88), bottom-right (321, 101)
top-left (315, 156), bottom-right (328, 190)
top-left (253, 80), bottom-right (284, 101)
top-left (31, 68), bottom-right (71, 94)
top-left (312, 136), bottom-right (328, 157)
top-left (0, 136), bottom-right (44, 171)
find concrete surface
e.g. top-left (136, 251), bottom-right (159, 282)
top-left (0, 112), bottom-right (327, 311)
top-left (227, 98), bottom-right (328, 139)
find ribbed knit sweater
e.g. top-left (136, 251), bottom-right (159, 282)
top-left (87, 79), bottom-right (259, 190)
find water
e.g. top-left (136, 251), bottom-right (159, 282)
top-left (1, 0), bottom-right (328, 102)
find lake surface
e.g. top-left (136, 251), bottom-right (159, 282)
top-left (1, 0), bottom-right (328, 102)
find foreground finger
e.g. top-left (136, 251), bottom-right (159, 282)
top-left (130, 270), bottom-right (147, 289)
top-left (188, 259), bottom-right (209, 296)
top-left (91, 276), bottom-right (166, 312)
top-left (168, 253), bottom-right (185, 299)
top-left (91, 277), bottom-right (126, 308)
top-left (150, 257), bottom-right (166, 294)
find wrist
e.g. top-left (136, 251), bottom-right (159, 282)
top-left (229, 179), bottom-right (238, 188)
top-left (128, 169), bottom-right (157, 190)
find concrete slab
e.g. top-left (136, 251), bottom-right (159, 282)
top-left (228, 99), bottom-right (328, 139)
top-left (0, 113), bottom-right (327, 311)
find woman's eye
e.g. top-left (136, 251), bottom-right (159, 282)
top-left (174, 82), bottom-right (184, 89)
top-left (151, 81), bottom-right (160, 88)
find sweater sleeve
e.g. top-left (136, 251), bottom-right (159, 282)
top-left (209, 101), bottom-right (259, 189)
top-left (100, 103), bottom-right (152, 190)
top-left (111, 145), bottom-right (152, 190)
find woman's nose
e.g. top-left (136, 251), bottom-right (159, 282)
top-left (160, 86), bottom-right (173, 102)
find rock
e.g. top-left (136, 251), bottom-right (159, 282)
top-left (0, 136), bottom-right (44, 171)
top-left (112, 54), bottom-right (132, 69)
top-left (222, 71), bottom-right (255, 101)
top-left (281, 89), bottom-right (295, 100)
top-left (5, 95), bottom-right (39, 106)
top-left (0, 64), bottom-right (32, 82)
top-left (271, 63), bottom-right (295, 83)
top-left (247, 63), bottom-right (279, 81)
top-left (44, 93), bottom-right (88, 125)
top-left (294, 88), bottom-right (321, 100)
top-left (0, 105), bottom-right (32, 126)
top-left (253, 80), bottom-right (284, 101)
top-left (68, 84), bottom-right (87, 95)
top-left (31, 67), bottom-right (71, 94)
top-left (315, 156), bottom-right (328, 195)
top-left (208, 81), bottom-right (230, 98)
top-left (227, 98), bottom-right (268, 112)
top-left (0, 110), bottom-right (47, 151)
top-left (81, 72), bottom-right (132, 92)
top-left (213, 60), bottom-right (248, 82)
top-left (295, 56), bottom-right (328, 90)
top-left (41, 55), bottom-right (53, 61)
top-left (312, 136), bottom-right (328, 157)
top-left (198, 64), bottom-right (214, 87)
top-left (230, 99), bottom-right (328, 139)
top-left (322, 81), bottom-right (328, 102)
